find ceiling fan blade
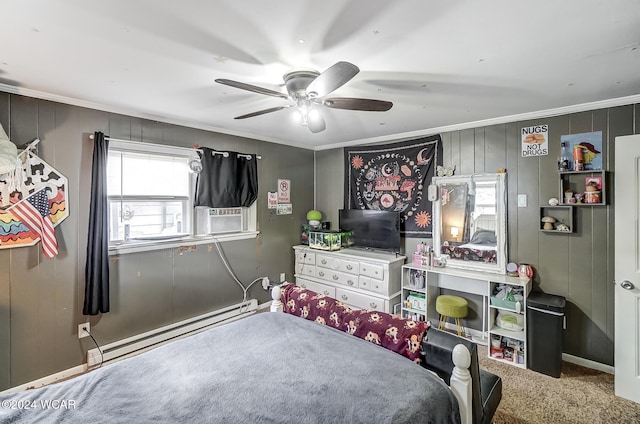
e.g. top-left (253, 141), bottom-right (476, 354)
top-left (306, 113), bottom-right (326, 133)
top-left (234, 106), bottom-right (287, 119)
top-left (215, 78), bottom-right (289, 99)
top-left (322, 97), bottom-right (393, 112)
top-left (306, 61), bottom-right (360, 98)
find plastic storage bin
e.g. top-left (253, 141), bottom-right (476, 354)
top-left (526, 292), bottom-right (566, 378)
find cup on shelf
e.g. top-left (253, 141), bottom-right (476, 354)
top-left (584, 191), bottom-right (601, 204)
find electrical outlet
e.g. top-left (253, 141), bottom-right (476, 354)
top-left (279, 272), bottom-right (286, 282)
top-left (78, 323), bottom-right (90, 339)
top-left (261, 277), bottom-right (270, 290)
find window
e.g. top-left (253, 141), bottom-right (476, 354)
top-left (106, 140), bottom-right (257, 252)
top-left (472, 182), bottom-right (497, 219)
top-left (107, 141), bottom-right (194, 245)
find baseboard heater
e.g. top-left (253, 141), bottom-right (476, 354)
top-left (87, 299), bottom-right (258, 367)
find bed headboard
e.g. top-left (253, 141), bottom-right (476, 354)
top-left (472, 214), bottom-right (496, 234)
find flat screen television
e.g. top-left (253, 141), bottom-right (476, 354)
top-left (339, 209), bottom-right (401, 253)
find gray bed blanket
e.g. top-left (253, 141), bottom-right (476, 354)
top-left (0, 312), bottom-right (460, 423)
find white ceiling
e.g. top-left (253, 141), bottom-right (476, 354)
top-left (1, 0), bottom-right (639, 150)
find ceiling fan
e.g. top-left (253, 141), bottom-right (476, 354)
top-left (215, 61), bottom-right (393, 133)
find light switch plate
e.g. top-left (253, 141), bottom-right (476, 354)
top-left (517, 194), bottom-right (527, 207)
top-left (427, 184), bottom-right (438, 201)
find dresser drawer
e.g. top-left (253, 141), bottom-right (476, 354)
top-left (296, 278), bottom-right (335, 298)
top-left (336, 288), bottom-right (384, 311)
top-left (295, 263), bottom-right (316, 278)
top-left (360, 262), bottom-right (385, 281)
top-left (316, 254), bottom-right (340, 270)
top-left (316, 255), bottom-right (360, 275)
top-left (296, 251), bottom-right (316, 265)
top-left (338, 258), bottom-right (360, 275)
top-left (315, 269), bottom-right (358, 288)
top-left (359, 276), bottom-right (385, 294)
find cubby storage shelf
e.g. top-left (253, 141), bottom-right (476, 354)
top-left (539, 205), bottom-right (574, 233)
top-left (559, 170), bottom-right (606, 206)
top-left (489, 325), bottom-right (525, 342)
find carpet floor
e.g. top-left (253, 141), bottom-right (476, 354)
top-left (477, 345), bottom-right (640, 424)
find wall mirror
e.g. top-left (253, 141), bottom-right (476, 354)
top-left (432, 173), bottom-right (507, 274)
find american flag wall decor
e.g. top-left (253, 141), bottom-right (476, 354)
top-left (0, 150), bottom-right (68, 255)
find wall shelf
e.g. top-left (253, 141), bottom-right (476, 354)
top-left (539, 206), bottom-right (574, 233)
top-left (559, 170), bottom-right (606, 206)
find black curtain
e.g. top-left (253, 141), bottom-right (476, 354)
top-left (195, 147), bottom-right (258, 208)
top-left (83, 131), bottom-right (110, 315)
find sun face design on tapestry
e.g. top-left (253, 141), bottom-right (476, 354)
top-left (344, 135), bottom-right (442, 237)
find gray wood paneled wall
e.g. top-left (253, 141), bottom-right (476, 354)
top-left (316, 104), bottom-right (639, 366)
top-left (0, 93), bottom-right (314, 391)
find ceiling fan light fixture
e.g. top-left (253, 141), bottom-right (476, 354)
top-left (293, 108), bottom-right (307, 125)
top-left (294, 98), bottom-right (314, 126)
top-left (215, 61), bottom-right (391, 133)
top-left (307, 108), bottom-right (321, 122)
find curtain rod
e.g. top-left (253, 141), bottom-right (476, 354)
top-left (89, 134), bottom-right (261, 160)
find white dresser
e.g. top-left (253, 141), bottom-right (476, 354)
top-left (293, 245), bottom-right (406, 313)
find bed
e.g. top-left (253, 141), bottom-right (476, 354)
top-left (440, 242), bottom-right (497, 264)
top-left (441, 216), bottom-right (498, 264)
top-left (0, 286), bottom-right (475, 424)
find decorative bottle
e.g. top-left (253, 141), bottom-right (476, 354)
top-left (558, 142), bottom-right (571, 171)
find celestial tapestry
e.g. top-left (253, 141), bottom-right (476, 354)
top-left (344, 135), bottom-right (442, 238)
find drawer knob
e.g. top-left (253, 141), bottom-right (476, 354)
top-left (347, 280), bottom-right (354, 286)
top-left (324, 291), bottom-right (330, 296)
top-left (369, 302), bottom-right (377, 308)
top-left (346, 265), bottom-right (353, 270)
top-left (321, 259), bottom-right (327, 265)
top-left (319, 271), bottom-right (325, 277)
top-left (342, 295), bottom-right (348, 300)
top-left (332, 275), bottom-right (339, 280)
top-left (301, 284), bottom-right (306, 288)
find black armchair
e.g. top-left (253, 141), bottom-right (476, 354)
top-left (421, 329), bottom-right (502, 424)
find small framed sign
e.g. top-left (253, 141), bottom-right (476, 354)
top-left (267, 192), bottom-right (277, 209)
top-left (277, 179), bottom-right (290, 203)
top-left (521, 124), bottom-right (549, 157)
top-left (276, 203), bottom-right (292, 215)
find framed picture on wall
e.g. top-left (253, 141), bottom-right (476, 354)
top-left (560, 131), bottom-right (603, 170)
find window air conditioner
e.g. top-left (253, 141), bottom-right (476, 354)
top-left (195, 207), bottom-right (243, 235)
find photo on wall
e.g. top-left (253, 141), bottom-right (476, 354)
top-left (560, 131), bottom-right (603, 170)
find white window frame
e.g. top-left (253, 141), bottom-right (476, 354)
top-left (107, 140), bottom-right (258, 255)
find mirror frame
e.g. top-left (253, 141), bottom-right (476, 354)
top-left (432, 172), bottom-right (507, 274)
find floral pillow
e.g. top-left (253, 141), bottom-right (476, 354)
top-left (342, 310), bottom-right (430, 363)
top-left (280, 283), bottom-right (352, 329)
top-left (279, 283), bottom-right (430, 362)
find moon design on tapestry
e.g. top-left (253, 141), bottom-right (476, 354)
top-left (416, 148), bottom-right (432, 166)
top-left (380, 163), bottom-right (391, 177)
